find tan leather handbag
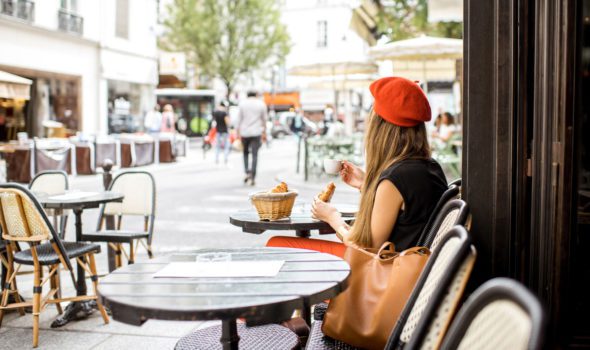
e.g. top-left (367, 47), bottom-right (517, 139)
top-left (322, 243), bottom-right (430, 350)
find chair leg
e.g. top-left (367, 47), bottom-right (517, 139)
top-left (115, 244), bottom-right (123, 268)
top-left (87, 254), bottom-right (109, 324)
top-left (0, 276), bottom-right (9, 327)
top-left (128, 241), bottom-right (135, 265)
top-left (147, 243), bottom-right (153, 259)
top-left (50, 265), bottom-right (62, 315)
top-left (32, 261), bottom-right (41, 348)
top-left (60, 215), bottom-right (69, 240)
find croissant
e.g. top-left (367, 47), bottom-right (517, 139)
top-left (318, 182), bottom-right (336, 202)
top-left (270, 182), bottom-right (289, 193)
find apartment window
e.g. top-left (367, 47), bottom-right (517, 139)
top-left (60, 0), bottom-right (78, 12)
top-left (58, 0), bottom-right (83, 34)
top-left (116, 0), bottom-right (129, 39)
top-left (317, 20), bottom-right (328, 48)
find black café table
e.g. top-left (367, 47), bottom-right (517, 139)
top-left (37, 191), bottom-right (124, 327)
top-left (230, 204), bottom-right (356, 238)
top-left (99, 247), bottom-right (350, 350)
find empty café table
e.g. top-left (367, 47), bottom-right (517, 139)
top-left (99, 247), bottom-right (350, 350)
top-left (230, 204), bottom-right (356, 238)
top-left (37, 191), bottom-right (124, 327)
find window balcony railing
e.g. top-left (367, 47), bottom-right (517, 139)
top-left (1, 0), bottom-right (35, 22)
top-left (58, 9), bottom-right (83, 35)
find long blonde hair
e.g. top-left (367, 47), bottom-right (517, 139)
top-left (348, 110), bottom-right (431, 247)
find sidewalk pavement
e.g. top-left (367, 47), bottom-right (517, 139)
top-left (0, 137), bottom-right (359, 349)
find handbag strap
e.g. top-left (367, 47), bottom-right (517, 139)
top-left (377, 241), bottom-right (396, 257)
top-left (400, 246), bottom-right (430, 256)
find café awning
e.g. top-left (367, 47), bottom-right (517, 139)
top-left (0, 70), bottom-right (32, 100)
top-left (288, 60), bottom-right (378, 77)
top-left (369, 35), bottom-right (463, 61)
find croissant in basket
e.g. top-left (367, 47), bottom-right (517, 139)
top-left (270, 182), bottom-right (289, 193)
top-left (317, 182), bottom-right (336, 202)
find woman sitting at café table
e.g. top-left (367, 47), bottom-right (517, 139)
top-left (268, 77), bottom-right (448, 256)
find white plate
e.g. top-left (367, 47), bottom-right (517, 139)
top-left (335, 204), bottom-right (358, 217)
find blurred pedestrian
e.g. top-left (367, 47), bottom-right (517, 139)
top-left (237, 91), bottom-right (267, 186)
top-left (144, 104), bottom-right (162, 134)
top-left (290, 108), bottom-right (304, 137)
top-left (432, 112), bottom-right (457, 148)
top-left (161, 104), bottom-right (176, 133)
top-left (213, 101), bottom-right (231, 164)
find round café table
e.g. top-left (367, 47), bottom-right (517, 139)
top-left (36, 191), bottom-right (124, 327)
top-left (230, 204), bottom-right (356, 238)
top-left (99, 247), bottom-right (350, 350)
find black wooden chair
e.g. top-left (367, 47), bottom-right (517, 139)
top-left (416, 199), bottom-right (470, 251)
top-left (0, 183), bottom-right (108, 348)
top-left (306, 226), bottom-right (476, 350)
top-left (29, 170), bottom-right (70, 239)
top-left (81, 171), bottom-right (156, 267)
top-left (448, 178), bottom-right (462, 189)
top-left (416, 184), bottom-right (460, 244)
top-left (440, 278), bottom-right (546, 350)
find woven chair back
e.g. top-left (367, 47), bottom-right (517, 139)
top-left (0, 187), bottom-right (52, 242)
top-left (0, 183), bottom-right (73, 270)
top-left (440, 278), bottom-right (546, 350)
top-left (29, 170), bottom-right (69, 195)
top-left (417, 185), bottom-right (460, 246)
top-left (422, 199), bottom-right (469, 252)
top-left (386, 226), bottom-right (474, 350)
top-left (103, 171), bottom-right (155, 217)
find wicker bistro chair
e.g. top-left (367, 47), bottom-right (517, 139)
top-left (0, 184), bottom-right (108, 348)
top-left (416, 199), bottom-right (470, 252)
top-left (447, 178), bottom-right (462, 189)
top-left (306, 226), bottom-right (476, 350)
top-left (29, 170), bottom-right (70, 239)
top-left (81, 171), bottom-right (155, 267)
top-left (440, 278), bottom-right (546, 350)
top-left (416, 184), bottom-right (460, 245)
top-left (308, 199), bottom-right (471, 344)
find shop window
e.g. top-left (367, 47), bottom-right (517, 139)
top-left (116, 0), bottom-right (130, 39)
top-left (317, 20), bottom-right (328, 48)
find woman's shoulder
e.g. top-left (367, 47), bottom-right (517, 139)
top-left (380, 158), bottom-right (444, 181)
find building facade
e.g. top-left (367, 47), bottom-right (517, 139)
top-left (0, 0), bottom-right (158, 139)
top-left (281, 0), bottom-right (375, 117)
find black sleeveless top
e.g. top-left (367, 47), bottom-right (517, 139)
top-left (378, 158), bottom-right (447, 251)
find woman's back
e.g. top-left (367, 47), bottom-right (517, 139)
top-left (379, 158), bottom-right (447, 251)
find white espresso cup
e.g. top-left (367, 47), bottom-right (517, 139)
top-left (323, 159), bottom-right (342, 175)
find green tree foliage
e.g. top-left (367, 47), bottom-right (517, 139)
top-left (377, 0), bottom-right (462, 41)
top-left (161, 0), bottom-right (290, 97)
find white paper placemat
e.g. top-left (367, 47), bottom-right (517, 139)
top-left (153, 261), bottom-right (285, 278)
top-left (48, 192), bottom-right (99, 201)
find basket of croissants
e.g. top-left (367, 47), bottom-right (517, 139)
top-left (250, 182), bottom-right (298, 221)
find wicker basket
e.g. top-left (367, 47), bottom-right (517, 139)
top-left (250, 191), bottom-right (298, 221)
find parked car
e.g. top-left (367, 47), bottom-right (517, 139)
top-left (270, 111), bottom-right (318, 138)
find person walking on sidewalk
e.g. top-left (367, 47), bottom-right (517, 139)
top-left (237, 91), bottom-right (267, 186)
top-left (213, 102), bottom-right (231, 164)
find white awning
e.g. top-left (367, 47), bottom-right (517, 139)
top-left (0, 70), bottom-right (32, 100)
top-left (428, 0), bottom-right (463, 22)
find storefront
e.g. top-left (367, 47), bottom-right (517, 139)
top-left (463, 0), bottom-right (589, 346)
top-left (107, 80), bottom-right (152, 134)
top-left (0, 66), bottom-right (81, 140)
top-left (101, 49), bottom-right (158, 135)
top-left (0, 70), bottom-right (31, 140)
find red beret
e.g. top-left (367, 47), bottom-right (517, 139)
top-left (369, 77), bottom-right (431, 127)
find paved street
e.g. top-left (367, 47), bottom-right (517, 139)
top-left (1, 136), bottom-right (359, 349)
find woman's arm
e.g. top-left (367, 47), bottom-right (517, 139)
top-left (311, 199), bottom-right (352, 244)
top-left (369, 180), bottom-right (404, 248)
top-left (311, 180), bottom-right (403, 248)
